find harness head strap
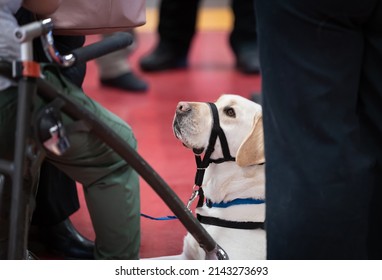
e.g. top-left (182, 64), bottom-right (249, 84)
top-left (193, 102), bottom-right (236, 207)
top-left (208, 102), bottom-right (236, 163)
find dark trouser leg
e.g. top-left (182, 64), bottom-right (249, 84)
top-left (230, 0), bottom-right (259, 73)
top-left (158, 0), bottom-right (200, 54)
top-left (29, 162), bottom-right (94, 260)
top-left (230, 0), bottom-right (257, 53)
top-left (257, 0), bottom-right (379, 259)
top-left (31, 162), bottom-right (79, 226)
top-left (358, 1), bottom-right (382, 259)
top-left (140, 0), bottom-right (201, 71)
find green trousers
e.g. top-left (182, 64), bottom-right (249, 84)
top-left (0, 65), bottom-right (140, 259)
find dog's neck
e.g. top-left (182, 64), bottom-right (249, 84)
top-left (202, 162), bottom-right (265, 204)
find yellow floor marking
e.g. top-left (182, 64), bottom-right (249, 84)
top-left (137, 7), bottom-right (232, 33)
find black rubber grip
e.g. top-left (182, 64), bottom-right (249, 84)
top-left (71, 32), bottom-right (133, 65)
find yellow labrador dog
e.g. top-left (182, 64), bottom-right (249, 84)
top-left (165, 94), bottom-right (266, 260)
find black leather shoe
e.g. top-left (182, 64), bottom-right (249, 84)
top-left (100, 72), bottom-right (148, 92)
top-left (139, 44), bottom-right (188, 72)
top-left (235, 49), bottom-right (261, 75)
top-left (34, 219), bottom-right (94, 259)
top-left (229, 40), bottom-right (261, 75)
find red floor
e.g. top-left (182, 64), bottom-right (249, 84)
top-left (69, 31), bottom-right (261, 258)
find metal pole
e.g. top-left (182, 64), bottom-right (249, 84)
top-left (7, 76), bottom-right (36, 259)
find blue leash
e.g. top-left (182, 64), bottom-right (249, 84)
top-left (140, 213), bottom-right (178, 221)
top-left (206, 198), bottom-right (265, 208)
top-left (140, 198), bottom-right (265, 221)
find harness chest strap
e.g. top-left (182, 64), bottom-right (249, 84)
top-left (196, 194), bottom-right (266, 230)
top-left (197, 214), bottom-right (265, 230)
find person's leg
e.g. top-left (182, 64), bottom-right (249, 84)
top-left (0, 87), bottom-right (18, 259)
top-left (157, 0), bottom-right (200, 52)
top-left (256, 0), bottom-right (376, 259)
top-left (139, 0), bottom-right (201, 71)
top-left (29, 162), bottom-right (94, 259)
top-left (41, 67), bottom-right (140, 259)
top-left (96, 32), bottom-right (148, 92)
top-left (32, 162), bottom-right (79, 226)
top-left (20, 21), bottom-right (96, 258)
top-left (230, 0), bottom-right (260, 74)
top-left (0, 86), bottom-right (93, 259)
top-left (358, 0), bottom-right (382, 259)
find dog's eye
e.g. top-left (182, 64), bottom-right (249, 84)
top-left (224, 107), bottom-right (236, 118)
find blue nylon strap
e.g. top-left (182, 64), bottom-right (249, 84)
top-left (140, 213), bottom-right (178, 221)
top-left (206, 198), bottom-right (265, 208)
top-left (140, 198), bottom-right (265, 221)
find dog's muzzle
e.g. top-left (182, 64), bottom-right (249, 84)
top-left (173, 101), bottom-right (192, 139)
top-left (172, 117), bottom-right (182, 139)
top-left (173, 102), bottom-right (206, 153)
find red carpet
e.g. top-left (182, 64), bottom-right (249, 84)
top-left (68, 31), bottom-right (261, 259)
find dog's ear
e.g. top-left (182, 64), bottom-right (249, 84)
top-left (236, 114), bottom-right (265, 167)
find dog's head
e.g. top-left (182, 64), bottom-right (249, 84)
top-left (173, 94), bottom-right (264, 167)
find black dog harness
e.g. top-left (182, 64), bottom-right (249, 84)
top-left (193, 102), bottom-right (235, 190)
top-left (190, 102), bottom-right (265, 230)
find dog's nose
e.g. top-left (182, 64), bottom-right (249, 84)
top-left (176, 102), bottom-right (191, 114)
